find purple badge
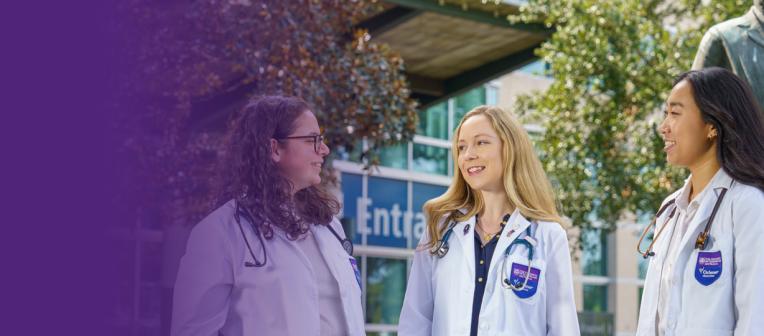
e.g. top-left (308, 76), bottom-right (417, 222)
top-left (695, 251), bottom-right (722, 286)
top-left (509, 262), bottom-right (541, 298)
top-left (349, 257), bottom-right (362, 289)
top-left (464, 224), bottom-right (470, 235)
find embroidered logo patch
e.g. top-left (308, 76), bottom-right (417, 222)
top-left (509, 262), bottom-right (541, 298)
top-left (694, 251), bottom-right (722, 286)
top-left (349, 257), bottom-right (362, 289)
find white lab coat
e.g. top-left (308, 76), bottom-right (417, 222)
top-left (637, 169), bottom-right (764, 336)
top-left (171, 200), bottom-right (365, 336)
top-left (398, 209), bottom-right (580, 336)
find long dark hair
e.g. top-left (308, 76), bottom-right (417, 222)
top-left (675, 67), bottom-right (764, 192)
top-left (217, 95), bottom-right (340, 239)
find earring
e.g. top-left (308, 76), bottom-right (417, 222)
top-left (708, 130), bottom-right (717, 139)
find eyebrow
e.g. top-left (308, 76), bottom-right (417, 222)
top-left (667, 102), bottom-right (684, 108)
top-left (457, 133), bottom-right (496, 142)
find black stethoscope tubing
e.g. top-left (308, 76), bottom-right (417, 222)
top-left (236, 202), bottom-right (353, 268)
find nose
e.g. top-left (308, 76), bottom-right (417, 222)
top-left (659, 116), bottom-right (670, 137)
top-left (318, 141), bottom-right (330, 157)
top-left (462, 145), bottom-right (478, 161)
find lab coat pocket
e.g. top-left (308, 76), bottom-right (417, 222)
top-left (693, 250), bottom-right (723, 286)
top-left (504, 255), bottom-right (545, 304)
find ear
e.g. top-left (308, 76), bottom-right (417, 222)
top-left (270, 138), bottom-right (282, 163)
top-left (707, 124), bottom-right (718, 139)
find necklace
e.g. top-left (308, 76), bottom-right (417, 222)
top-left (476, 224), bottom-right (502, 241)
top-left (476, 213), bottom-right (511, 242)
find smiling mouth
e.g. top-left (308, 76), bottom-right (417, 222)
top-left (664, 140), bottom-right (676, 152)
top-left (466, 166), bottom-right (485, 175)
top-left (311, 162), bottom-right (323, 168)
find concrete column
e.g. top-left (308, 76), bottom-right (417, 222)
top-left (611, 212), bottom-right (641, 335)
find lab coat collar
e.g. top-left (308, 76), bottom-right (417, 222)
top-left (675, 169), bottom-right (734, 252)
top-left (308, 221), bottom-right (346, 276)
top-left (489, 209), bottom-right (532, 278)
top-left (451, 213), bottom-right (477, 276)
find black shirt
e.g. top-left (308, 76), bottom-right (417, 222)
top-left (470, 227), bottom-right (503, 336)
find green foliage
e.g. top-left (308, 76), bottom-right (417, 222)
top-left (115, 0), bottom-right (418, 226)
top-left (509, 0), bottom-right (747, 232)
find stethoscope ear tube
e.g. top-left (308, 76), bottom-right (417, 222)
top-left (237, 204), bottom-right (268, 267)
top-left (695, 188), bottom-right (728, 250)
top-left (500, 226), bottom-right (535, 291)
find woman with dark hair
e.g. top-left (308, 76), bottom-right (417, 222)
top-left (171, 96), bottom-right (364, 336)
top-left (636, 67), bottom-right (764, 336)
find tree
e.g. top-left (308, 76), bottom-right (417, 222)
top-left (114, 0), bottom-right (419, 227)
top-left (509, 0), bottom-right (747, 233)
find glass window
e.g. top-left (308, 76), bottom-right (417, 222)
top-left (486, 85), bottom-right (498, 105)
top-left (378, 143), bottom-right (408, 170)
top-left (638, 250), bottom-right (649, 279)
top-left (637, 214), bottom-right (653, 280)
top-left (336, 139), bottom-right (364, 163)
top-left (453, 86), bottom-right (487, 127)
top-left (581, 229), bottom-right (608, 276)
top-left (412, 144), bottom-right (448, 176)
top-left (417, 102), bottom-right (448, 140)
top-left (519, 60), bottom-right (550, 77)
top-left (583, 284), bottom-right (608, 312)
top-left (366, 257), bottom-right (407, 325)
top-left (340, 173), bottom-right (364, 244)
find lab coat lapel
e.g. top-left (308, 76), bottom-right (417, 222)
top-left (489, 209), bottom-right (531, 278)
top-left (310, 223), bottom-right (345, 285)
top-left (676, 171), bottom-right (734, 253)
top-left (452, 214), bottom-right (477, 276)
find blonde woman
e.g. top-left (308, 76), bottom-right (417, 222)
top-left (398, 106), bottom-right (579, 336)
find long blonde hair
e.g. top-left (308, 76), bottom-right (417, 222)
top-left (422, 105), bottom-right (562, 251)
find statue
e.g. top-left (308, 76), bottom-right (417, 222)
top-left (693, 0), bottom-right (764, 109)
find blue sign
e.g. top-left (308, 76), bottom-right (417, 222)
top-left (340, 173), bottom-right (447, 248)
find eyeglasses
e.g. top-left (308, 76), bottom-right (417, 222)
top-left (276, 134), bottom-right (326, 154)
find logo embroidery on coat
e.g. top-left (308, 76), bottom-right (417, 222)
top-left (509, 262), bottom-right (541, 298)
top-left (694, 251), bottom-right (722, 286)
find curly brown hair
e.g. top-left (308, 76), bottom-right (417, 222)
top-left (216, 95), bottom-right (340, 239)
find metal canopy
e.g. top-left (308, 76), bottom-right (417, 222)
top-left (356, 0), bottom-right (552, 108)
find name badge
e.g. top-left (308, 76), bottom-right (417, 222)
top-left (349, 257), bottom-right (362, 289)
top-left (509, 262), bottom-right (541, 298)
top-left (694, 251), bottom-right (722, 286)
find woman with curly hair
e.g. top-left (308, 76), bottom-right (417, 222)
top-left (171, 96), bottom-right (364, 336)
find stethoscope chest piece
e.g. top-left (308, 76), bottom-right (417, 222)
top-left (435, 243), bottom-right (449, 258)
top-left (341, 238), bottom-right (354, 256)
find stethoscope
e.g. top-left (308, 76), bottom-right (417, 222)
top-left (433, 214), bottom-right (537, 290)
top-left (235, 202), bottom-right (354, 267)
top-left (636, 186), bottom-right (729, 259)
